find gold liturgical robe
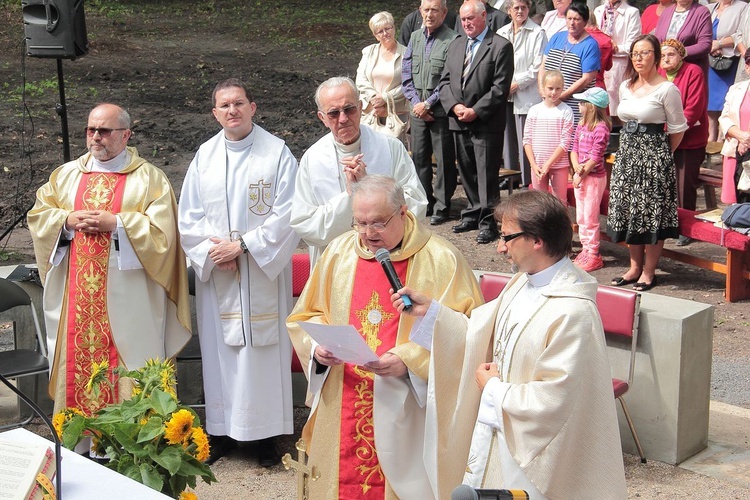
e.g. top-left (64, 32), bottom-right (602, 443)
top-left (287, 213), bottom-right (483, 499)
top-left (27, 147), bottom-right (191, 407)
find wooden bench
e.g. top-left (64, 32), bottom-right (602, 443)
top-left (697, 141), bottom-right (724, 210)
top-left (566, 185), bottom-right (750, 302)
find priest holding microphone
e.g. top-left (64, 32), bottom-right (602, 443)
top-left (287, 175), bottom-right (482, 499)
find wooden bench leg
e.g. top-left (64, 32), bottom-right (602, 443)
top-left (725, 249), bottom-right (750, 302)
top-left (703, 185), bottom-right (717, 210)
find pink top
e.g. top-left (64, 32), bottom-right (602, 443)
top-left (641, 4), bottom-right (661, 34)
top-left (572, 122), bottom-right (610, 177)
top-left (523, 102), bottom-right (574, 168)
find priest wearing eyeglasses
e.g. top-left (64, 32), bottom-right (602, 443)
top-left (291, 76), bottom-right (427, 267)
top-left (28, 103), bottom-right (192, 435)
top-left (288, 175), bottom-right (482, 499)
top-left (392, 189), bottom-right (627, 499)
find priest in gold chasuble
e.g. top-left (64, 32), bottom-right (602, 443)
top-left (288, 175), bottom-right (483, 499)
top-left (28, 104), bottom-right (191, 418)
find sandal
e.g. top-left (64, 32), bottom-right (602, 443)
top-left (633, 276), bottom-right (658, 292)
top-left (611, 276), bottom-right (638, 287)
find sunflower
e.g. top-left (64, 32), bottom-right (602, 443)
top-left (85, 359), bottom-right (110, 393)
top-left (160, 367), bottom-right (177, 398)
top-left (179, 491), bottom-right (198, 500)
top-left (52, 407), bottom-right (85, 439)
top-left (189, 426), bottom-right (210, 462)
top-left (164, 409), bottom-right (194, 445)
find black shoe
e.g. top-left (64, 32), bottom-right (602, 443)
top-left (430, 214), bottom-right (449, 225)
top-left (452, 220), bottom-right (479, 233)
top-left (675, 235), bottom-right (693, 247)
top-left (633, 275), bottom-right (658, 292)
top-left (206, 435), bottom-right (237, 465)
top-left (476, 229), bottom-right (498, 244)
top-left (611, 276), bottom-right (638, 287)
top-left (257, 437), bottom-right (281, 468)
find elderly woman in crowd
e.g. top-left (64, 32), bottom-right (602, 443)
top-left (607, 34), bottom-right (687, 291)
top-left (719, 51), bottom-right (750, 204)
top-left (658, 38), bottom-right (708, 246)
top-left (654, 0), bottom-right (712, 76)
top-left (706, 0), bottom-right (744, 142)
top-left (497, 0), bottom-right (546, 187)
top-left (540, 2), bottom-right (601, 126)
top-left (355, 11), bottom-right (408, 143)
top-left (642, 0), bottom-right (675, 35)
top-left (541, 0), bottom-right (571, 38)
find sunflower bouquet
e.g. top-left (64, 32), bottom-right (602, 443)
top-left (53, 358), bottom-right (216, 499)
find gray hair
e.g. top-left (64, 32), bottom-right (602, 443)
top-left (422, 0), bottom-right (449, 9)
top-left (351, 175), bottom-right (406, 211)
top-left (369, 11), bottom-right (395, 34)
top-left (506, 0), bottom-right (531, 14)
top-left (91, 103), bottom-right (131, 128)
top-left (314, 77), bottom-right (358, 110)
top-left (462, 0), bottom-right (486, 15)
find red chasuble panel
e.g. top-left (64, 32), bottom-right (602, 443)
top-left (338, 256), bottom-right (408, 498)
top-left (65, 172), bottom-right (126, 415)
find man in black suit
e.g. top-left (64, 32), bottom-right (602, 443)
top-left (455, 0), bottom-right (509, 36)
top-left (439, 0), bottom-right (513, 244)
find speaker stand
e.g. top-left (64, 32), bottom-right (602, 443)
top-left (55, 58), bottom-right (71, 162)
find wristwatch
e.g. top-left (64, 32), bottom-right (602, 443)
top-left (238, 238), bottom-right (249, 253)
top-left (423, 101), bottom-right (431, 111)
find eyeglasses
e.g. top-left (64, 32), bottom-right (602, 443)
top-left (374, 26), bottom-right (395, 36)
top-left (498, 231), bottom-right (526, 243)
top-left (85, 127), bottom-right (127, 138)
top-left (630, 50), bottom-right (654, 60)
top-left (510, 5), bottom-right (529, 11)
top-left (324, 105), bottom-right (359, 120)
top-left (351, 208), bottom-right (400, 233)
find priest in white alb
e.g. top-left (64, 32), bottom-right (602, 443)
top-left (287, 175), bottom-right (482, 499)
top-left (178, 79), bottom-right (300, 467)
top-left (28, 103), bottom-right (192, 423)
top-left (291, 77), bottom-right (428, 266)
top-left (394, 190), bottom-right (627, 499)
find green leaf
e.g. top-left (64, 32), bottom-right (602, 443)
top-left (150, 445), bottom-right (183, 475)
top-left (139, 462), bottom-right (164, 492)
top-left (113, 425), bottom-right (149, 458)
top-left (61, 415), bottom-right (86, 449)
top-left (137, 417), bottom-right (164, 443)
top-left (150, 388), bottom-right (177, 416)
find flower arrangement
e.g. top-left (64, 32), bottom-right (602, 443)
top-left (53, 358), bottom-right (216, 499)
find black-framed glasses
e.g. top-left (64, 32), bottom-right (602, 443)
top-left (630, 50), bottom-right (654, 60)
top-left (324, 105), bottom-right (358, 120)
top-left (374, 26), bottom-right (395, 36)
top-left (85, 127), bottom-right (127, 138)
top-left (499, 231), bottom-right (526, 243)
top-left (351, 208), bottom-right (400, 233)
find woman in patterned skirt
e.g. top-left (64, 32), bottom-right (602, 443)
top-left (607, 34), bottom-right (688, 291)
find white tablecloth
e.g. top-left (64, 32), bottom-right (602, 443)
top-left (1, 428), bottom-right (170, 499)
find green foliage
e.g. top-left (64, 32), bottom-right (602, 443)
top-left (53, 359), bottom-right (215, 499)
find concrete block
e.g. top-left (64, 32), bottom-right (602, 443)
top-left (607, 292), bottom-right (713, 464)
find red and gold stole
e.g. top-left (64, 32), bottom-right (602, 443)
top-left (338, 256), bottom-right (408, 498)
top-left (65, 172), bottom-right (126, 415)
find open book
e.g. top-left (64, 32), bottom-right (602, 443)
top-left (0, 438), bottom-right (56, 500)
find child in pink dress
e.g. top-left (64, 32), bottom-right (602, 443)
top-left (523, 70), bottom-right (574, 204)
top-left (571, 87), bottom-right (612, 272)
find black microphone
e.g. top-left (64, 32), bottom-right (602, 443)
top-left (451, 484), bottom-right (529, 500)
top-left (374, 248), bottom-right (412, 310)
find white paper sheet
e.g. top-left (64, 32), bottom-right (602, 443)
top-left (297, 322), bottom-right (379, 365)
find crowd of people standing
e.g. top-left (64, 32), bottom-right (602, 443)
top-left (354, 0), bottom-right (749, 277)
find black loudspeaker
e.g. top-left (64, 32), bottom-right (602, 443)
top-left (22, 0), bottom-right (88, 59)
